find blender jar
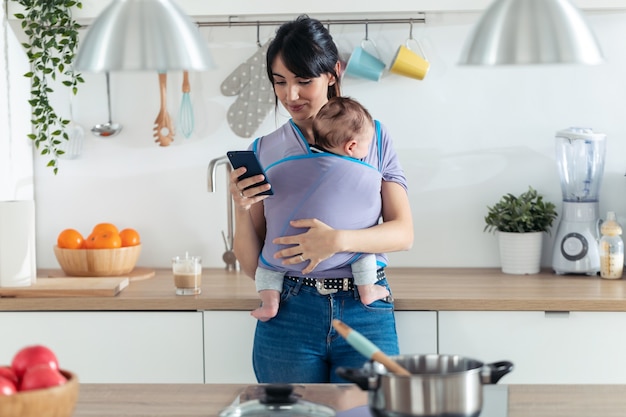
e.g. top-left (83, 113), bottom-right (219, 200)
top-left (555, 127), bottom-right (606, 202)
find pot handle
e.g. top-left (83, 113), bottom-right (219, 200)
top-left (481, 361), bottom-right (514, 384)
top-left (335, 366), bottom-right (370, 390)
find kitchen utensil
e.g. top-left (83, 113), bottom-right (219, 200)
top-left (154, 72), bottom-right (175, 146)
top-left (91, 72), bottom-right (122, 137)
top-left (337, 354), bottom-right (513, 417)
top-left (0, 277), bottom-right (128, 298)
top-left (219, 384), bottom-right (336, 417)
top-left (178, 70), bottom-right (194, 138)
top-left (332, 319), bottom-right (411, 376)
top-left (221, 231), bottom-right (237, 270)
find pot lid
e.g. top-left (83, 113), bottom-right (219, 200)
top-left (219, 384), bottom-right (336, 417)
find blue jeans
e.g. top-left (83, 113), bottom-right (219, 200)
top-left (252, 271), bottom-right (399, 383)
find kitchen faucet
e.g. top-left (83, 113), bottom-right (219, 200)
top-left (207, 155), bottom-right (237, 270)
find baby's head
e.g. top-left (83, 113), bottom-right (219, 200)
top-left (313, 97), bottom-right (374, 159)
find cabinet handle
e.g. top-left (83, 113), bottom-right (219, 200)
top-left (544, 311), bottom-right (570, 318)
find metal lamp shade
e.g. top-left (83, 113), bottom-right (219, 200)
top-left (75, 0), bottom-right (213, 72)
top-left (459, 0), bottom-right (604, 65)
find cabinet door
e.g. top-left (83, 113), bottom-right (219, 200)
top-left (204, 311), bottom-right (257, 383)
top-left (0, 312), bottom-right (204, 383)
top-left (395, 311), bottom-right (438, 354)
top-left (439, 311), bottom-right (626, 384)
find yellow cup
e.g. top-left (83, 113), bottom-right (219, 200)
top-left (390, 42), bottom-right (430, 81)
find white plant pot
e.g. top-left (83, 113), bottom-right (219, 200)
top-left (497, 231), bottom-right (543, 275)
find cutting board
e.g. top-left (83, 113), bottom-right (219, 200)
top-left (48, 267), bottom-right (155, 282)
top-left (0, 277), bottom-right (129, 298)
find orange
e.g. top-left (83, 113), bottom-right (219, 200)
top-left (91, 222), bottom-right (119, 236)
top-left (84, 231), bottom-right (122, 249)
top-left (57, 229), bottom-right (85, 249)
top-left (119, 228), bottom-right (141, 247)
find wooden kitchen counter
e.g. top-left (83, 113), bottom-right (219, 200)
top-left (71, 383), bottom-right (626, 417)
top-left (2, 267), bottom-right (626, 312)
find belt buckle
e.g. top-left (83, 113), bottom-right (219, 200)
top-left (315, 279), bottom-right (338, 295)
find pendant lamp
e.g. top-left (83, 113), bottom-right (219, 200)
top-left (459, 0), bottom-right (604, 65)
top-left (75, 0), bottom-right (213, 72)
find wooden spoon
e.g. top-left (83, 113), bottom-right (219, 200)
top-left (332, 319), bottom-right (411, 376)
top-left (153, 72), bottom-right (175, 146)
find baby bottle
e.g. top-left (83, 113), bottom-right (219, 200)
top-left (599, 211), bottom-right (624, 279)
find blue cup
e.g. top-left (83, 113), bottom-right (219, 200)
top-left (344, 45), bottom-right (386, 82)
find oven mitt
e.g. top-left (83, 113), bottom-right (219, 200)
top-left (221, 41), bottom-right (275, 138)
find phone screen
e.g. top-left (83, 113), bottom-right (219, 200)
top-left (226, 151), bottom-right (273, 196)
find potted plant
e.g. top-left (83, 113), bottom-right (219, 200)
top-left (484, 186), bottom-right (558, 275)
top-left (13, 0), bottom-right (84, 174)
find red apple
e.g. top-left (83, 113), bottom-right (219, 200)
top-left (0, 367), bottom-right (18, 386)
top-left (11, 345), bottom-right (59, 379)
top-left (0, 375), bottom-right (17, 396)
top-left (19, 365), bottom-right (66, 391)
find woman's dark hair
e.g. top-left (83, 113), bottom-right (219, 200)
top-left (266, 15), bottom-right (341, 100)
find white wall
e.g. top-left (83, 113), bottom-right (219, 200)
top-left (18, 10), bottom-right (626, 270)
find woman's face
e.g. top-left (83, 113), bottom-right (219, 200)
top-left (270, 55), bottom-right (335, 125)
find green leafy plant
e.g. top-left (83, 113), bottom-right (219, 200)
top-left (484, 186), bottom-right (558, 234)
top-left (13, 0), bottom-right (84, 174)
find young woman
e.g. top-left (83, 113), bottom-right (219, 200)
top-left (229, 15), bottom-right (414, 383)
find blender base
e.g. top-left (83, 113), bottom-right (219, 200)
top-left (552, 201), bottom-right (601, 276)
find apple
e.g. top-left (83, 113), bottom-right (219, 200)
top-left (0, 375), bottom-right (17, 396)
top-left (19, 365), bottom-right (66, 391)
top-left (11, 345), bottom-right (59, 379)
top-left (0, 366), bottom-right (18, 386)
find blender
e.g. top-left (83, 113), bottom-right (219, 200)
top-left (552, 127), bottom-right (606, 275)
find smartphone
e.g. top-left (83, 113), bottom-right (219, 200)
top-left (226, 150), bottom-right (273, 196)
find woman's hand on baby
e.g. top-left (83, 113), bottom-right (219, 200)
top-left (229, 167), bottom-right (270, 209)
top-left (272, 218), bottom-right (340, 274)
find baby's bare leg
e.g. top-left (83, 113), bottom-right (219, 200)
top-left (251, 289), bottom-right (280, 321)
top-left (357, 283), bottom-right (390, 305)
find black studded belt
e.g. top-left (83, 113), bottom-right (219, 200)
top-left (285, 268), bottom-right (385, 295)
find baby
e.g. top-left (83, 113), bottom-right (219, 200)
top-left (252, 97), bottom-right (390, 321)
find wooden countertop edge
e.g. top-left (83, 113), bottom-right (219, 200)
top-left (71, 383), bottom-right (626, 417)
top-left (2, 267), bottom-right (626, 312)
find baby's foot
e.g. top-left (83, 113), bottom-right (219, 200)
top-left (251, 303), bottom-right (279, 322)
top-left (358, 284), bottom-right (390, 305)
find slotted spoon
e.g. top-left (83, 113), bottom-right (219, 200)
top-left (153, 72), bottom-right (175, 146)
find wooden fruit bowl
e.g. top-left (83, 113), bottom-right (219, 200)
top-left (54, 244), bottom-right (142, 276)
top-left (0, 370), bottom-right (79, 417)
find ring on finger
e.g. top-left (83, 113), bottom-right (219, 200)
top-left (299, 254), bottom-right (305, 262)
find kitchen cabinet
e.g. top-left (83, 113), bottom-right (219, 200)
top-left (203, 311), bottom-right (257, 383)
top-left (395, 311), bottom-right (438, 354)
top-left (0, 311), bottom-right (204, 383)
top-left (439, 311), bottom-right (626, 384)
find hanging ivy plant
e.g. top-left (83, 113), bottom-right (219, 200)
top-left (13, 0), bottom-right (84, 174)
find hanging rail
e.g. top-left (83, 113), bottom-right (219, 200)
top-left (194, 14), bottom-right (426, 28)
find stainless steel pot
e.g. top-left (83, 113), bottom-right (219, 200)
top-left (337, 354), bottom-right (513, 417)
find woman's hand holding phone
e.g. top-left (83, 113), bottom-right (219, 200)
top-left (227, 151), bottom-right (273, 196)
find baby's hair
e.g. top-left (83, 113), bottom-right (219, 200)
top-left (313, 97), bottom-right (373, 150)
